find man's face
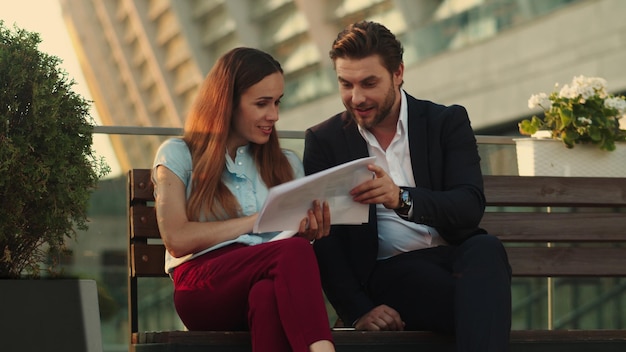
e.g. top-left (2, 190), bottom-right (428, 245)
top-left (335, 55), bottom-right (403, 129)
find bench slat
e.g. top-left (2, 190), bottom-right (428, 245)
top-left (483, 175), bottom-right (626, 207)
top-left (507, 247), bottom-right (626, 276)
top-left (134, 330), bottom-right (626, 351)
top-left (131, 173), bottom-right (626, 207)
top-left (129, 243), bottom-right (626, 277)
top-left (135, 329), bottom-right (626, 344)
top-left (130, 208), bottom-right (626, 243)
top-left (131, 243), bottom-right (168, 277)
top-left (481, 212), bottom-right (626, 242)
top-left (130, 204), bottom-right (159, 239)
top-left (130, 169), bottom-right (154, 202)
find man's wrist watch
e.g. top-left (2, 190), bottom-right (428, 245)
top-left (395, 187), bottom-right (412, 218)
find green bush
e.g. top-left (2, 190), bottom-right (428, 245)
top-left (0, 21), bottom-right (109, 278)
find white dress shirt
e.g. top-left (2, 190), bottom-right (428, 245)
top-left (357, 90), bottom-right (446, 260)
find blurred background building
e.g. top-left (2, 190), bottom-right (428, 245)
top-left (54, 1), bottom-right (626, 351)
top-left (60, 0), bottom-right (626, 172)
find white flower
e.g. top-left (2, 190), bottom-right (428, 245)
top-left (559, 75), bottom-right (608, 100)
top-left (528, 92), bottom-right (551, 109)
top-left (558, 84), bottom-right (577, 99)
top-left (521, 75), bottom-right (626, 151)
top-left (605, 97), bottom-right (626, 114)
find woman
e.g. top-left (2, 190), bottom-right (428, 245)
top-left (152, 47), bottom-right (335, 352)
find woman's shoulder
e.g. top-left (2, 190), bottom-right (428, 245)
top-left (281, 148), bottom-right (304, 178)
top-left (281, 148), bottom-right (302, 165)
top-left (281, 148), bottom-right (299, 159)
top-left (156, 138), bottom-right (189, 157)
top-left (154, 138), bottom-right (192, 170)
top-left (161, 137), bottom-right (188, 149)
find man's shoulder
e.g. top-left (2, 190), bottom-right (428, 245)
top-left (405, 93), bottom-right (457, 113)
top-left (307, 111), bottom-right (352, 133)
top-left (408, 93), bottom-right (466, 113)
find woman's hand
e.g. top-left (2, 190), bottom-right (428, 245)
top-left (297, 200), bottom-right (330, 242)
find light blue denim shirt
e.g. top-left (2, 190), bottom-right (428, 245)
top-left (152, 138), bottom-right (304, 272)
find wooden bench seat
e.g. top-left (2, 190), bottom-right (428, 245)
top-left (132, 330), bottom-right (626, 352)
top-left (128, 169), bottom-right (626, 351)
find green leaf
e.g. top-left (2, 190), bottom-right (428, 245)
top-left (518, 119), bottom-right (537, 136)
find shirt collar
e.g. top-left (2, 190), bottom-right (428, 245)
top-left (398, 89), bottom-right (408, 138)
top-left (225, 144), bottom-right (253, 176)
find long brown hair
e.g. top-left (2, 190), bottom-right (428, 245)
top-left (183, 47), bottom-right (294, 221)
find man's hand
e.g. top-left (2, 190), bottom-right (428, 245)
top-left (350, 164), bottom-right (400, 209)
top-left (354, 304), bottom-right (405, 331)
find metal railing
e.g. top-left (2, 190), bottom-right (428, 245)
top-left (93, 125), bottom-right (516, 144)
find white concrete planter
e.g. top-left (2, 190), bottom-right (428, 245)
top-left (515, 138), bottom-right (626, 177)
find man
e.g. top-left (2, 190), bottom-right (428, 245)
top-left (303, 21), bottom-right (512, 352)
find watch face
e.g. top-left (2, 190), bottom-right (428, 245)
top-left (396, 188), bottom-right (411, 217)
top-left (401, 190), bottom-right (411, 207)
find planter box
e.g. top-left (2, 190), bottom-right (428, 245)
top-left (0, 279), bottom-right (102, 352)
top-left (515, 138), bottom-right (626, 177)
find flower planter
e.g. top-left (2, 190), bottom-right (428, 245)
top-left (515, 138), bottom-right (626, 177)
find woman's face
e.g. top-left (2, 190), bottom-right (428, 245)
top-left (228, 72), bottom-right (284, 151)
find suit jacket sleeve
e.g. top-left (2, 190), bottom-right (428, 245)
top-left (403, 101), bottom-right (486, 244)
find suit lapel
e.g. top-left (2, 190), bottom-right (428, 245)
top-left (341, 112), bottom-right (369, 161)
top-left (406, 95), bottom-right (432, 188)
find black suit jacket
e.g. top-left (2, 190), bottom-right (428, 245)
top-left (303, 93), bottom-right (487, 326)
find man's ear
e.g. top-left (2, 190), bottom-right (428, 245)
top-left (393, 63), bottom-right (404, 87)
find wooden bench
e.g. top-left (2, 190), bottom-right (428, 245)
top-left (128, 169), bottom-right (626, 351)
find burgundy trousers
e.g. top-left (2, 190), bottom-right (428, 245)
top-left (172, 237), bottom-right (333, 352)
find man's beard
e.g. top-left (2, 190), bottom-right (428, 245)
top-left (348, 84), bottom-right (396, 129)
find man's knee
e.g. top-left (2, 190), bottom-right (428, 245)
top-left (459, 234), bottom-right (511, 275)
top-left (465, 234), bottom-right (506, 255)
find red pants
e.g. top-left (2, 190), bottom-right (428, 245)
top-left (172, 237), bottom-right (333, 352)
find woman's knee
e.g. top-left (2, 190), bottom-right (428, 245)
top-left (249, 279), bottom-right (276, 309)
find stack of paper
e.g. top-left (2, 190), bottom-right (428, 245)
top-left (253, 156), bottom-right (376, 233)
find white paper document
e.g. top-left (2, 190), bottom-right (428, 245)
top-left (253, 156), bottom-right (376, 233)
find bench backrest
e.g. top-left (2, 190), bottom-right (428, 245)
top-left (128, 169), bottom-right (626, 333)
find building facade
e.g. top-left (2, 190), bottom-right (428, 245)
top-left (60, 0), bottom-right (626, 172)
